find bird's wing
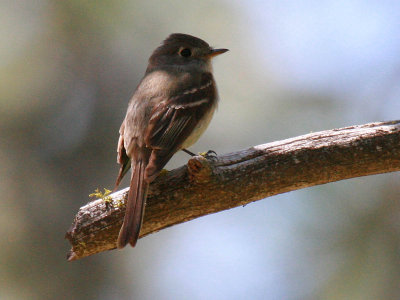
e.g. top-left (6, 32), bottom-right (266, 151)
top-left (143, 73), bottom-right (216, 181)
top-left (145, 73), bottom-right (215, 150)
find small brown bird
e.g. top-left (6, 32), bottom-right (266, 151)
top-left (114, 33), bottom-right (228, 248)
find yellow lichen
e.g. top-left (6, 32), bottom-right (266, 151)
top-left (158, 169), bottom-right (169, 177)
top-left (114, 198), bottom-right (125, 208)
top-left (89, 188), bottom-right (112, 203)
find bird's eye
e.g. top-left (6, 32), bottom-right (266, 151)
top-left (179, 48), bottom-right (192, 57)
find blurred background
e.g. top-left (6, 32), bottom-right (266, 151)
top-left (1, 0), bottom-right (400, 299)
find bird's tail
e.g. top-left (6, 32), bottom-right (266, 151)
top-left (117, 160), bottom-right (148, 248)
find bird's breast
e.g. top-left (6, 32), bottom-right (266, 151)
top-left (180, 101), bottom-right (217, 149)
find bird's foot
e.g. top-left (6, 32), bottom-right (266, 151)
top-left (182, 148), bottom-right (218, 161)
top-left (198, 150), bottom-right (217, 161)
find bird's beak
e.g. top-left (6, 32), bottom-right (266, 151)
top-left (207, 48), bottom-right (229, 58)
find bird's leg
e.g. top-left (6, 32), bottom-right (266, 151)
top-left (183, 148), bottom-right (217, 158)
top-left (183, 148), bottom-right (217, 161)
top-left (182, 148), bottom-right (196, 156)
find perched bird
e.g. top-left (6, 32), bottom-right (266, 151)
top-left (114, 33), bottom-right (228, 248)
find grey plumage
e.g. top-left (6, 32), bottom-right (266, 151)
top-left (115, 33), bottom-right (228, 248)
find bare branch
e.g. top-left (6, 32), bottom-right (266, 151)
top-left (66, 120), bottom-right (400, 261)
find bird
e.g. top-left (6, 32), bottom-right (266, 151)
top-left (114, 33), bottom-right (228, 249)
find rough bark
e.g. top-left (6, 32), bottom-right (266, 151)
top-left (66, 120), bottom-right (400, 261)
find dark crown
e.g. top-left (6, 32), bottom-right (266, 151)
top-left (162, 33), bottom-right (210, 48)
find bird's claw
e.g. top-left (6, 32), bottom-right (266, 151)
top-left (198, 150), bottom-right (218, 161)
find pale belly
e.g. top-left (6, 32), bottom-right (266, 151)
top-left (180, 104), bottom-right (216, 149)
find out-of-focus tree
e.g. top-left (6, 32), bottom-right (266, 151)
top-left (1, 0), bottom-right (400, 299)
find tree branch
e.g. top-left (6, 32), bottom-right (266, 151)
top-left (66, 120), bottom-right (400, 261)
